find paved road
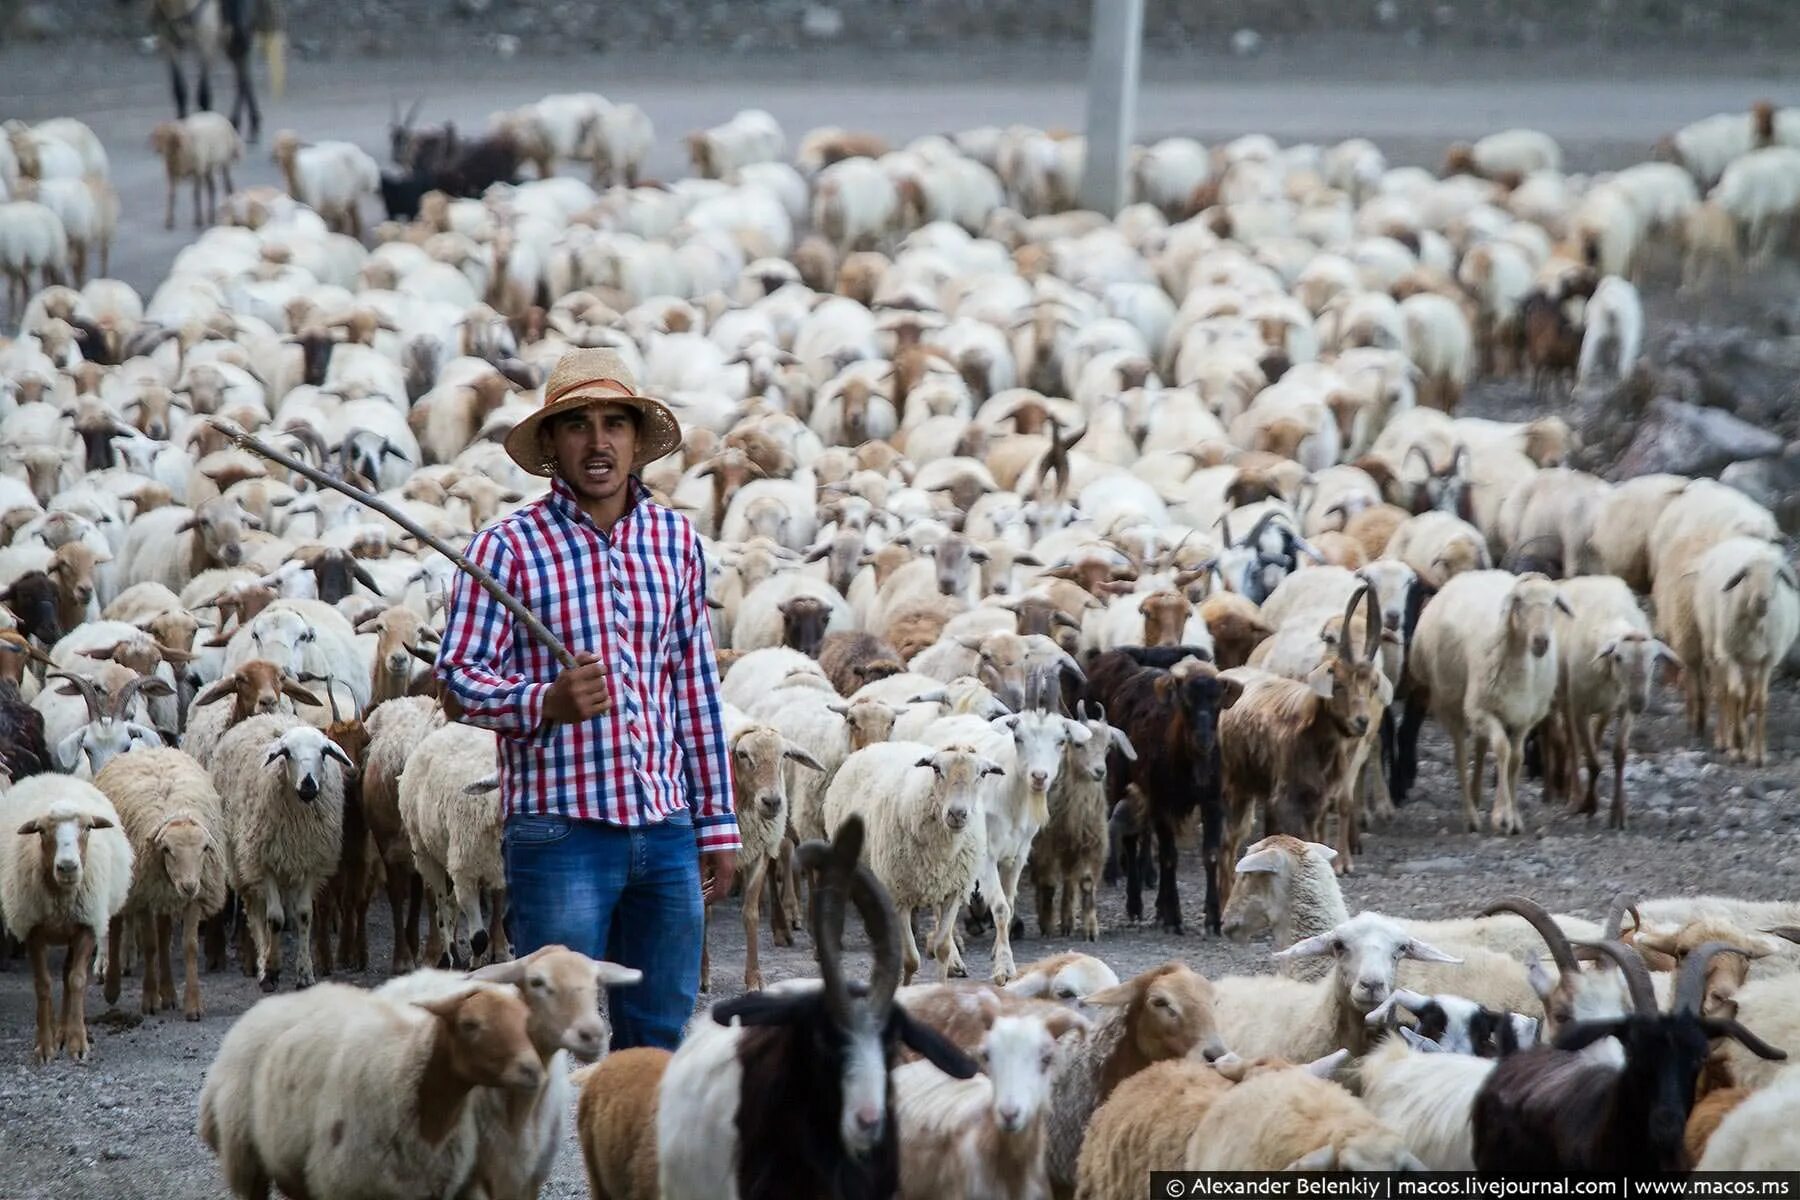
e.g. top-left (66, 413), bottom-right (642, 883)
top-left (0, 43), bottom-right (1783, 303)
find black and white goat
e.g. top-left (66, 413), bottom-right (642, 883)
top-left (656, 815), bottom-right (978, 1200)
top-left (1471, 940), bottom-right (1786, 1172)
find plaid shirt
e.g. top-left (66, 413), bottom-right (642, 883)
top-left (434, 476), bottom-right (739, 854)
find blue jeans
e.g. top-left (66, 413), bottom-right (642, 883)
top-left (501, 807), bottom-right (702, 1051)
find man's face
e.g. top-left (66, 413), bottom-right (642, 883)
top-left (544, 401), bottom-right (639, 506)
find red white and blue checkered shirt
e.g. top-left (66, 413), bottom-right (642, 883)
top-left (434, 475), bottom-right (739, 854)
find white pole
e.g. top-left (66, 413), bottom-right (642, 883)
top-left (1078, 0), bottom-right (1145, 214)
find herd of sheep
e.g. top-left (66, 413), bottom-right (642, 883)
top-left (0, 84), bottom-right (1798, 1197)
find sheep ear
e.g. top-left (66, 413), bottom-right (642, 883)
top-left (1307, 842), bottom-right (1338, 862)
top-left (15, 817), bottom-right (42, 836)
top-left (782, 742), bottom-right (826, 772)
top-left (1403, 938), bottom-right (1463, 965)
top-left (1003, 973), bottom-right (1049, 998)
top-left (1232, 848), bottom-right (1284, 875)
top-left (1108, 726), bottom-right (1137, 761)
top-left (263, 744), bottom-right (291, 769)
top-left (281, 682), bottom-right (324, 707)
top-left (1553, 594), bottom-right (1574, 617)
top-left (1305, 664), bottom-right (1334, 699)
top-left (1592, 639), bottom-right (1619, 663)
top-left (1274, 931), bottom-right (1340, 962)
top-left (323, 740), bottom-right (356, 769)
top-left (1723, 567), bottom-right (1750, 592)
top-left (1398, 1026), bottom-right (1443, 1053)
top-left (977, 757), bottom-right (1006, 778)
top-left (1042, 1007), bottom-right (1092, 1041)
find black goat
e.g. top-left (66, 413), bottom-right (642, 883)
top-left (1471, 940), bottom-right (1785, 1172)
top-left (664, 815), bottom-right (978, 1200)
top-left (380, 121), bottom-right (523, 220)
top-left (1087, 645), bottom-right (1232, 935)
top-left (0, 572), bottom-right (65, 647)
top-left (0, 677), bottom-right (50, 781)
top-left (1385, 576), bottom-right (1436, 804)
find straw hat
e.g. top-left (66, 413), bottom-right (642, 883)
top-left (502, 347), bottom-right (682, 477)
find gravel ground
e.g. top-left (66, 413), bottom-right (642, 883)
top-left (2, 37), bottom-right (1799, 1200)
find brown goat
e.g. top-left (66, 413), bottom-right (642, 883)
top-left (1138, 590), bottom-right (1193, 647)
top-left (310, 678), bottom-right (374, 978)
top-left (1217, 586), bottom-right (1388, 891)
top-left (355, 606), bottom-right (442, 707)
top-left (1521, 294), bottom-right (1582, 400)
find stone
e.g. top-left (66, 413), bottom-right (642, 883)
top-left (1614, 398), bottom-right (1784, 478)
top-left (1395, 856), bottom-right (1468, 874)
top-left (1721, 453), bottom-right (1800, 534)
top-left (1230, 27), bottom-right (1263, 55)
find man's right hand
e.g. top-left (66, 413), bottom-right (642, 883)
top-left (542, 652), bottom-right (612, 724)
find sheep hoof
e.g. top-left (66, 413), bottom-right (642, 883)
top-left (186, 1008), bottom-right (203, 1022)
top-left (259, 975), bottom-right (278, 994)
top-left (469, 929), bottom-right (490, 960)
top-left (947, 962), bottom-right (967, 979)
top-left (438, 952), bottom-right (454, 970)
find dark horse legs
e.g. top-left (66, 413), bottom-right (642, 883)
top-left (169, 58), bottom-right (190, 117)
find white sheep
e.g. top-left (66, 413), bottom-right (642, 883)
top-left (221, 599), bottom-right (373, 711)
top-left (1186, 1057), bottom-right (1422, 1171)
top-left (150, 113), bottom-right (242, 231)
top-left (1576, 276), bottom-right (1643, 384)
top-left (1587, 473), bottom-right (1688, 592)
top-left (895, 1003), bottom-right (1092, 1200)
top-left (0, 200), bottom-right (67, 321)
top-left (93, 746), bottom-right (227, 1021)
top-left (1709, 145), bottom-right (1800, 262)
top-left (1690, 536), bottom-right (1799, 766)
top-left (686, 108), bottom-right (784, 180)
top-left (0, 776), bottom-right (132, 1062)
top-left (399, 721), bottom-right (506, 969)
top-left (270, 132), bottom-right (380, 238)
top-left (1552, 575), bottom-right (1678, 827)
top-left (197, 980), bottom-right (541, 1200)
top-left (1697, 1066), bottom-right (1800, 1168)
top-left (210, 714), bottom-right (352, 990)
top-left (821, 740), bottom-right (1003, 984)
top-left (812, 156), bottom-right (900, 252)
top-left (1409, 570), bottom-right (1568, 834)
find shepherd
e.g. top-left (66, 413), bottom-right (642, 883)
top-left (434, 346), bottom-right (738, 1051)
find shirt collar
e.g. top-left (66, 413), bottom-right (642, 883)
top-left (547, 474), bottom-right (650, 534)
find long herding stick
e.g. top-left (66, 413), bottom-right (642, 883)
top-left (206, 416), bottom-right (578, 669)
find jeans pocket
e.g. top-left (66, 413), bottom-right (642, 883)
top-left (504, 813), bottom-right (573, 847)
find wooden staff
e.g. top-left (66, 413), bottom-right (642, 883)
top-left (205, 416), bottom-right (577, 669)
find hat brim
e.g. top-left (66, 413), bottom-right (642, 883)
top-left (502, 387), bottom-right (684, 477)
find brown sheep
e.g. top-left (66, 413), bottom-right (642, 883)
top-left (575, 1047), bottom-right (670, 1200)
top-left (1199, 593), bottom-right (1274, 670)
top-left (817, 631), bottom-right (906, 696)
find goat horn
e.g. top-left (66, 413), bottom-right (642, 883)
top-left (1571, 939), bottom-right (1657, 1016)
top-left (48, 670), bottom-right (105, 724)
top-left (1340, 583), bottom-right (1370, 664)
top-left (1244, 508), bottom-right (1282, 552)
top-left (110, 673), bottom-right (172, 724)
top-left (1764, 926), bottom-right (1800, 945)
top-left (795, 820), bottom-right (857, 1026)
top-left (1404, 443), bottom-right (1434, 474)
top-left (1677, 941), bottom-right (1747, 1017)
top-left (851, 856), bottom-right (901, 1016)
top-left (1216, 512), bottom-right (1233, 547)
top-left (1601, 894), bottom-right (1640, 941)
top-left (1482, 896), bottom-right (1577, 974)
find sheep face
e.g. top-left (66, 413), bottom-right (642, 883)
top-left (928, 535), bottom-right (988, 599)
top-left (977, 1011), bottom-right (1090, 1134)
top-left (1275, 912), bottom-right (1462, 1014)
top-left (17, 806), bottom-right (112, 890)
top-left (1086, 962), bottom-right (1227, 1063)
top-left (835, 699), bottom-right (900, 752)
top-left (1356, 562), bottom-right (1417, 635)
top-left (1139, 590), bottom-right (1192, 647)
top-left (1722, 556), bottom-right (1796, 625)
top-left (915, 748), bottom-right (1003, 833)
top-left (1505, 576), bottom-right (1570, 661)
top-left (59, 719), bottom-right (163, 777)
top-left (152, 814), bottom-right (213, 902)
top-left (1594, 631), bottom-right (1678, 717)
top-left (471, 945), bottom-right (644, 1064)
top-left (245, 610), bottom-right (314, 679)
top-left (1221, 835), bottom-right (1335, 943)
top-left (779, 596), bottom-right (833, 658)
top-left (730, 726), bottom-right (824, 823)
top-left (425, 986), bottom-right (545, 1095)
top-left (1004, 952), bottom-right (1121, 1001)
top-left (262, 727), bottom-right (353, 803)
top-left (186, 498), bottom-right (260, 570)
top-left (977, 543), bottom-right (1042, 599)
top-left (995, 711), bottom-right (1088, 798)
top-left (1367, 988), bottom-right (1539, 1057)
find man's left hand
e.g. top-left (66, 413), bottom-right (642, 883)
top-left (701, 850), bottom-right (737, 904)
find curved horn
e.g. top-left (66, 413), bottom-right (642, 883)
top-left (850, 858), bottom-right (901, 1014)
top-left (1404, 443), bottom-right (1434, 475)
top-left (1361, 574), bottom-right (1381, 662)
top-left (1482, 896), bottom-right (1577, 974)
top-left (110, 673), bottom-right (173, 724)
top-left (1216, 512), bottom-right (1233, 547)
top-left (1677, 941), bottom-right (1745, 1016)
top-left (1244, 508), bottom-right (1283, 554)
top-left (1572, 939), bottom-right (1657, 1016)
top-left (1764, 926), bottom-right (1800, 945)
top-left (1339, 583), bottom-right (1369, 663)
top-left (48, 670), bottom-right (105, 724)
top-left (1602, 894), bottom-right (1640, 942)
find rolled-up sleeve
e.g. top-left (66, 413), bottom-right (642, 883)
top-left (669, 534), bottom-right (738, 854)
top-left (435, 528), bottom-right (553, 736)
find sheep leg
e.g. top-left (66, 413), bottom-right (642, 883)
top-left (311, 881), bottom-right (336, 979)
top-left (1449, 723), bottom-right (1477, 833)
top-left (1037, 878), bottom-right (1057, 939)
top-left (699, 902), bottom-right (712, 994)
top-left (927, 901), bottom-right (960, 982)
top-left (104, 915), bottom-right (124, 1007)
top-left (779, 829), bottom-right (802, 933)
top-left (453, 873), bottom-right (489, 966)
top-left (182, 903), bottom-right (204, 1020)
top-left (383, 866), bottom-right (415, 973)
top-left (741, 858), bottom-right (767, 992)
top-left (898, 906), bottom-right (922, 986)
top-left (1491, 724), bottom-right (1523, 836)
top-left (60, 926), bottom-right (94, 1061)
top-left (1121, 828), bottom-right (1145, 923)
top-left (196, 56), bottom-right (213, 114)
top-left (287, 886), bottom-right (317, 989)
top-left (1609, 712), bottom-right (1630, 831)
top-left (487, 886), bottom-right (509, 962)
top-left (156, 912), bottom-right (178, 1012)
top-left (169, 58), bottom-right (189, 118)
top-left (138, 911), bottom-right (162, 1015)
top-left (1153, 817), bottom-right (1182, 935)
top-left (29, 930), bottom-right (55, 1063)
top-left (1752, 671), bottom-right (1771, 768)
top-left (246, 885), bottom-right (279, 992)
top-left (1575, 712), bottom-right (1603, 817)
top-left (1333, 780), bottom-right (1356, 877)
top-left (1078, 872), bottom-right (1099, 942)
top-left (767, 855), bottom-right (793, 948)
